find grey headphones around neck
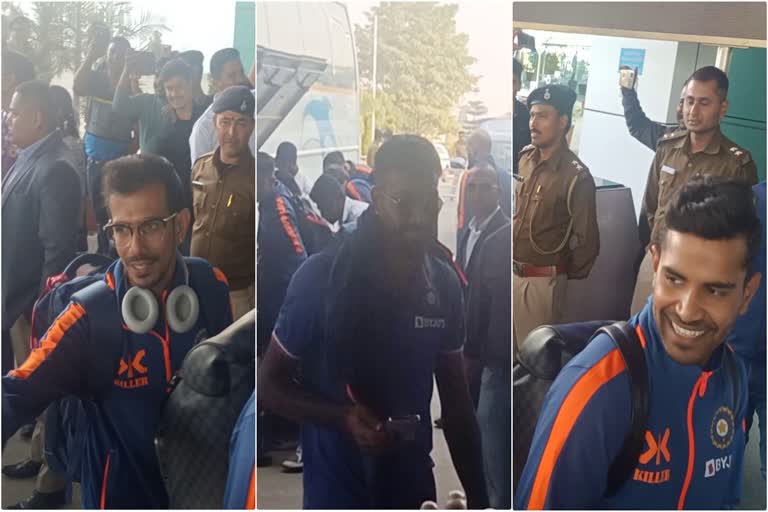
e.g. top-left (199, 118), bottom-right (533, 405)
top-left (121, 254), bottom-right (199, 335)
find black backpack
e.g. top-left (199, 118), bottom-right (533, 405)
top-left (154, 310), bottom-right (255, 509)
top-left (513, 321), bottom-right (649, 497)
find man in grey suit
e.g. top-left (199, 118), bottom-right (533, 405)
top-left (1, 80), bottom-right (81, 509)
top-left (456, 164), bottom-right (509, 279)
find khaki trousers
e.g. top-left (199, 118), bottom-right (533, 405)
top-left (230, 285), bottom-right (255, 322)
top-left (30, 416), bottom-right (67, 493)
top-left (631, 250), bottom-right (654, 316)
top-left (513, 273), bottom-right (568, 354)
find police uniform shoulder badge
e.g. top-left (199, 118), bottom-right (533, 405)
top-left (710, 405), bottom-right (735, 449)
top-left (728, 146), bottom-right (752, 165)
top-left (519, 144), bottom-right (536, 155)
top-left (660, 129), bottom-right (687, 143)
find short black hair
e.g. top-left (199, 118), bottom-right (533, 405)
top-left (210, 48), bottom-right (241, 78)
top-left (513, 58), bottom-right (523, 79)
top-left (158, 58), bottom-right (192, 83)
top-left (3, 50), bottom-right (35, 83)
top-left (688, 65), bottom-right (729, 101)
top-left (14, 80), bottom-right (56, 132)
top-left (373, 134), bottom-right (440, 185)
top-left (48, 85), bottom-right (78, 138)
top-left (323, 151), bottom-right (346, 171)
top-left (656, 176), bottom-right (761, 276)
top-left (257, 151), bottom-right (275, 178)
top-left (310, 174), bottom-right (344, 206)
top-left (275, 142), bottom-right (298, 167)
top-left (179, 50), bottom-right (204, 71)
top-left (101, 154), bottom-right (185, 215)
top-left (324, 164), bottom-right (348, 186)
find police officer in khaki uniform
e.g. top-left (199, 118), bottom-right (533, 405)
top-left (191, 85), bottom-right (255, 320)
top-left (631, 66), bottom-right (758, 314)
top-left (513, 85), bottom-right (600, 352)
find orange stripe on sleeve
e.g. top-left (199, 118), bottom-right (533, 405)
top-left (9, 302), bottom-right (86, 380)
top-left (274, 196), bottom-right (305, 254)
top-left (245, 465), bottom-right (256, 509)
top-left (527, 348), bottom-right (627, 509)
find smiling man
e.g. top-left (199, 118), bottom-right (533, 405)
top-left (515, 176), bottom-right (762, 509)
top-left (2, 154), bottom-right (233, 508)
top-left (631, 66), bottom-right (758, 315)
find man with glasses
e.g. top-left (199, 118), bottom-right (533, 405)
top-left (457, 163), bottom-right (508, 277)
top-left (2, 154), bottom-right (233, 508)
top-left (513, 84), bottom-right (600, 353)
top-left (258, 135), bottom-right (489, 509)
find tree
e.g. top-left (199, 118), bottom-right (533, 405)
top-left (355, 2), bottom-right (477, 140)
top-left (1, 2), bottom-right (168, 83)
top-left (458, 99), bottom-right (487, 132)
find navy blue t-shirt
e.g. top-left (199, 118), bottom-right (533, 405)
top-left (273, 242), bottom-right (464, 509)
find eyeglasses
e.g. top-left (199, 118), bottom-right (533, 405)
top-left (380, 191), bottom-right (443, 216)
top-left (104, 213), bottom-right (177, 247)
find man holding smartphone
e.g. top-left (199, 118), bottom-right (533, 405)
top-left (73, 28), bottom-right (136, 255)
top-left (259, 135), bottom-right (489, 509)
top-left (113, 56), bottom-right (207, 254)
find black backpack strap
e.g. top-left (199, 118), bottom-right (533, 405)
top-left (599, 321), bottom-right (649, 496)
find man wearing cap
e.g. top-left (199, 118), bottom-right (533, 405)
top-left (513, 84), bottom-right (600, 351)
top-left (189, 48), bottom-right (252, 163)
top-left (630, 66), bottom-right (758, 315)
top-left (191, 85), bottom-right (255, 320)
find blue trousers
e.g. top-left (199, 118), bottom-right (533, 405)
top-left (477, 365), bottom-right (511, 509)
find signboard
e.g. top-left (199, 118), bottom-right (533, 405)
top-left (619, 48), bottom-right (646, 75)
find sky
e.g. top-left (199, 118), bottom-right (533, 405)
top-left (347, 1), bottom-right (512, 116)
top-left (130, 0), bottom-right (511, 116)
top-left (128, 0), bottom-right (238, 74)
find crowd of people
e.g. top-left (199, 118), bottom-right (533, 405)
top-left (256, 124), bottom-right (514, 509)
top-left (1, 29), bottom-right (256, 509)
top-left (512, 57), bottom-right (767, 509)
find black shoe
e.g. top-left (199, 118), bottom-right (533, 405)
top-left (257, 454), bottom-right (273, 467)
top-left (2, 459), bottom-right (42, 479)
top-left (6, 489), bottom-right (66, 509)
top-left (434, 417), bottom-right (444, 429)
top-left (18, 423), bottom-right (35, 441)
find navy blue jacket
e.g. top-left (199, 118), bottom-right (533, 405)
top-left (727, 181), bottom-right (767, 365)
top-left (2, 257), bottom-right (232, 508)
top-left (257, 181), bottom-right (307, 349)
top-left (516, 298), bottom-right (747, 509)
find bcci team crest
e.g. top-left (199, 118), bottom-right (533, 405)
top-left (710, 406), bottom-right (735, 449)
